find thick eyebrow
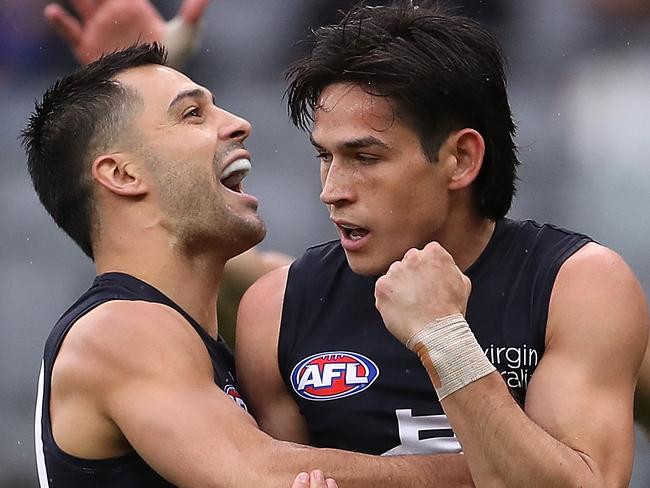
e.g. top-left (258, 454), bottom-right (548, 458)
top-left (167, 88), bottom-right (215, 113)
top-left (309, 134), bottom-right (391, 151)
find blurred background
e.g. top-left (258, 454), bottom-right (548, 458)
top-left (1, 0), bottom-right (649, 486)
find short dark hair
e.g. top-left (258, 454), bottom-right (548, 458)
top-left (286, 2), bottom-right (520, 219)
top-left (22, 43), bottom-right (167, 259)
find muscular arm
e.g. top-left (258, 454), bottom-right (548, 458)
top-left (219, 248), bottom-right (292, 346)
top-left (236, 267), bottom-right (474, 486)
top-left (451, 244), bottom-right (647, 487)
top-left (53, 298), bottom-right (472, 488)
top-left (378, 242), bottom-right (648, 487)
top-left (236, 266), bottom-right (309, 443)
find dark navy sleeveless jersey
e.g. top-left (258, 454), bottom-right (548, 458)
top-left (278, 218), bottom-right (591, 455)
top-left (35, 272), bottom-right (246, 488)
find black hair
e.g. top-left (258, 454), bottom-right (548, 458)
top-left (22, 43), bottom-right (167, 259)
top-left (286, 2), bottom-right (519, 219)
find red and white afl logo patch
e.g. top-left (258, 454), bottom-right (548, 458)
top-left (224, 384), bottom-right (248, 412)
top-left (290, 351), bottom-right (379, 401)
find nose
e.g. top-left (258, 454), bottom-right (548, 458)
top-left (320, 160), bottom-right (354, 207)
top-left (217, 109), bottom-right (252, 142)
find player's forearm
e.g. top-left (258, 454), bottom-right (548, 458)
top-left (252, 439), bottom-right (474, 488)
top-left (441, 373), bottom-right (604, 488)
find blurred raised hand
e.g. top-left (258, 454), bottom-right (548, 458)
top-left (44, 0), bottom-right (209, 67)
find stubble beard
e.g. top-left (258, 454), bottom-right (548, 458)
top-left (150, 148), bottom-right (266, 258)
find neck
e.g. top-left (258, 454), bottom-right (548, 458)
top-left (94, 233), bottom-right (226, 338)
top-left (436, 206), bottom-right (496, 272)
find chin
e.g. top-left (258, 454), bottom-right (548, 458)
top-left (345, 253), bottom-right (391, 277)
top-left (232, 217), bottom-right (266, 253)
top-left (249, 215), bottom-right (267, 243)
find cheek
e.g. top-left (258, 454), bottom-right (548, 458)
top-left (384, 182), bottom-right (424, 214)
top-left (381, 180), bottom-right (442, 230)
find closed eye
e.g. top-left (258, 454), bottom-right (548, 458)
top-left (357, 154), bottom-right (379, 164)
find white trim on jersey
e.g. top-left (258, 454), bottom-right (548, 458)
top-left (35, 361), bottom-right (50, 488)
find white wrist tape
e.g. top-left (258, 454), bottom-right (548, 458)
top-left (163, 17), bottom-right (202, 70)
top-left (406, 314), bottom-right (496, 400)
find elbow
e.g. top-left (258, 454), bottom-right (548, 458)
top-left (554, 452), bottom-right (607, 488)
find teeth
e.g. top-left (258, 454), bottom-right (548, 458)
top-left (221, 158), bottom-right (251, 181)
top-left (338, 223), bottom-right (369, 241)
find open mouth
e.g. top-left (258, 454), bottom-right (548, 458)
top-left (339, 223), bottom-right (370, 241)
top-left (220, 158), bottom-right (251, 193)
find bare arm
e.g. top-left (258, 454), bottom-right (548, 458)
top-left (219, 248), bottom-right (292, 346)
top-left (236, 267), bottom-right (474, 486)
top-left (236, 266), bottom-right (309, 443)
top-left (53, 299), bottom-right (472, 487)
top-left (377, 242), bottom-right (649, 487)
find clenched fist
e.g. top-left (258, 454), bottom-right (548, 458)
top-left (374, 242), bottom-right (471, 345)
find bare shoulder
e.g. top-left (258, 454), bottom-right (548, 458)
top-left (238, 265), bottom-right (290, 324)
top-left (224, 248), bottom-right (292, 290)
top-left (54, 300), bottom-right (213, 391)
top-left (523, 245), bottom-right (648, 487)
top-left (560, 241), bottom-right (640, 281)
top-left (552, 242), bottom-right (647, 321)
top-left (547, 242), bottom-right (649, 372)
top-left (235, 266), bottom-right (309, 441)
top-left (236, 265), bottom-right (289, 354)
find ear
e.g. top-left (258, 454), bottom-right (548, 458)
top-left (446, 128), bottom-right (485, 191)
top-left (92, 153), bottom-right (148, 197)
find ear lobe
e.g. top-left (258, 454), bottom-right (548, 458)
top-left (92, 154), bottom-right (148, 197)
top-left (447, 129), bottom-right (485, 191)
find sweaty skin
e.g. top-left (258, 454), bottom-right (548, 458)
top-left (375, 241), bottom-right (648, 487)
top-left (40, 56), bottom-right (474, 487)
top-left (238, 83), bottom-right (649, 488)
top-left (44, 2), bottom-right (650, 485)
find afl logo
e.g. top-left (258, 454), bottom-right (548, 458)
top-left (224, 384), bottom-right (248, 412)
top-left (290, 351), bottom-right (379, 401)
